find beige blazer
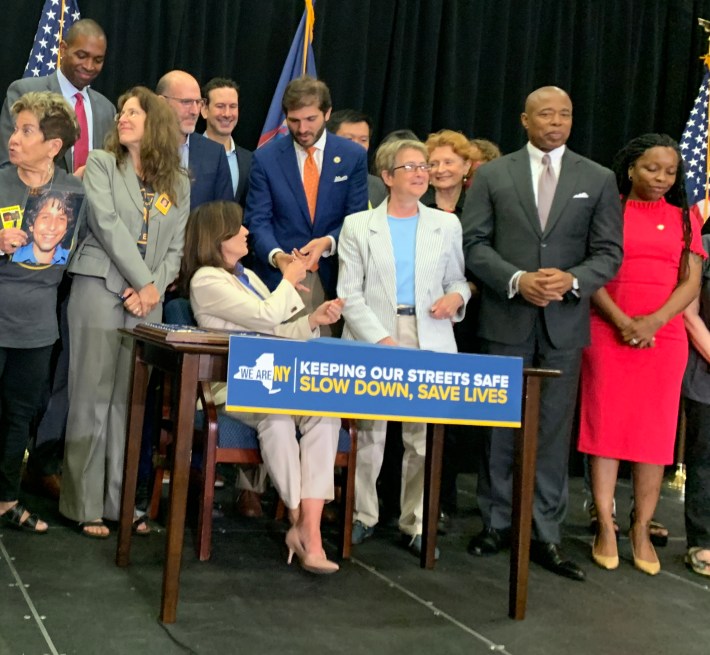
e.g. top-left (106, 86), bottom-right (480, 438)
top-left (69, 150), bottom-right (190, 296)
top-left (190, 265), bottom-right (317, 405)
top-left (337, 200), bottom-right (470, 354)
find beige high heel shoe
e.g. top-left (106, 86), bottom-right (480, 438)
top-left (285, 527), bottom-right (339, 574)
top-left (285, 527), bottom-right (305, 565)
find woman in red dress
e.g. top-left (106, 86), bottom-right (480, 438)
top-left (578, 134), bottom-right (705, 575)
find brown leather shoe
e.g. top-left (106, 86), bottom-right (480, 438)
top-left (21, 470), bottom-right (61, 501)
top-left (235, 490), bottom-right (262, 518)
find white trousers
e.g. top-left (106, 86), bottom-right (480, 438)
top-left (227, 410), bottom-right (339, 509)
top-left (353, 316), bottom-right (426, 536)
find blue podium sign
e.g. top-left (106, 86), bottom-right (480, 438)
top-left (225, 336), bottom-right (523, 427)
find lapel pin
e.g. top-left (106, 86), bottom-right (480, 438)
top-left (155, 193), bottom-right (172, 215)
top-left (334, 156), bottom-right (341, 163)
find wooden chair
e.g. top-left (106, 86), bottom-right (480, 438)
top-left (150, 298), bottom-right (357, 562)
top-left (193, 381), bottom-right (356, 561)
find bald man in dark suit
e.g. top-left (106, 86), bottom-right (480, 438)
top-left (462, 86), bottom-right (623, 581)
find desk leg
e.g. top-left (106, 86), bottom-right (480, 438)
top-left (160, 353), bottom-right (199, 624)
top-left (117, 342), bottom-right (149, 567)
top-left (421, 423), bottom-right (444, 569)
top-left (509, 375), bottom-right (541, 620)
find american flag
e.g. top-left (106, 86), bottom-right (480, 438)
top-left (23, 0), bottom-right (81, 78)
top-left (680, 65), bottom-right (710, 210)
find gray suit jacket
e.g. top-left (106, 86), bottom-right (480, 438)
top-left (0, 72), bottom-right (116, 170)
top-left (462, 146), bottom-right (623, 349)
top-left (68, 150), bottom-right (190, 296)
top-left (338, 201), bottom-right (470, 353)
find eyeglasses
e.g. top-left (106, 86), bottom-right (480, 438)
top-left (392, 163), bottom-right (432, 173)
top-left (114, 108), bottom-right (145, 122)
top-left (162, 96), bottom-right (205, 109)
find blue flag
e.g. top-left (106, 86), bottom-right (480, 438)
top-left (257, 0), bottom-right (317, 148)
top-left (680, 62), bottom-right (710, 214)
top-left (23, 0), bottom-right (82, 78)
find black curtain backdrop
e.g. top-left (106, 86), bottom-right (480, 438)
top-left (5, 0), bottom-right (710, 166)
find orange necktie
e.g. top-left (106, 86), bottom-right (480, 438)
top-left (303, 146), bottom-right (319, 221)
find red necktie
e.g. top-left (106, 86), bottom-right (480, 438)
top-left (73, 93), bottom-right (89, 171)
top-left (303, 146), bottom-right (319, 221)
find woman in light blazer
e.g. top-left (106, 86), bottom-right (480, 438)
top-left (183, 201), bottom-right (344, 574)
top-left (60, 87), bottom-right (190, 538)
top-left (337, 138), bottom-right (470, 557)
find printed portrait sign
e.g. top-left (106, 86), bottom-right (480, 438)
top-left (1, 205), bottom-right (22, 229)
top-left (226, 336), bottom-right (523, 427)
top-left (10, 189), bottom-right (83, 269)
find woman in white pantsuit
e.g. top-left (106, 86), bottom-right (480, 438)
top-left (337, 139), bottom-right (470, 557)
top-left (183, 201), bottom-right (344, 574)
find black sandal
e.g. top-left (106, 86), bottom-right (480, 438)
top-left (132, 515), bottom-right (151, 537)
top-left (78, 519), bottom-right (110, 539)
top-left (0, 503), bottom-right (47, 534)
top-left (630, 510), bottom-right (668, 548)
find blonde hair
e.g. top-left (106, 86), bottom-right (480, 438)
top-left (375, 139), bottom-right (428, 175)
top-left (425, 129), bottom-right (476, 166)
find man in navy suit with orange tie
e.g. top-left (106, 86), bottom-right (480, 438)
top-left (244, 76), bottom-right (368, 308)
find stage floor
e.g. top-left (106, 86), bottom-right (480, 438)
top-left (1, 474), bottom-right (707, 655)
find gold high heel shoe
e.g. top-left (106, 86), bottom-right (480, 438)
top-left (592, 534), bottom-right (619, 570)
top-left (629, 529), bottom-right (660, 576)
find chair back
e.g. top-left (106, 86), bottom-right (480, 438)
top-left (164, 297), bottom-right (196, 326)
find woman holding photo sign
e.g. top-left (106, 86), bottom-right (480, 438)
top-left (0, 91), bottom-right (82, 534)
top-left (337, 138), bottom-right (470, 558)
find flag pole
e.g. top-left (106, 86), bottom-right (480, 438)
top-left (302, 0), bottom-right (315, 76)
top-left (57, 0), bottom-right (67, 69)
top-left (699, 18), bottom-right (710, 221)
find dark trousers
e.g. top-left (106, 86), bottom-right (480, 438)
top-left (28, 276), bottom-right (71, 475)
top-left (0, 345), bottom-right (53, 500)
top-left (477, 318), bottom-right (582, 544)
top-left (684, 398), bottom-right (710, 548)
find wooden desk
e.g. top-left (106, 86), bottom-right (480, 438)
top-left (419, 368), bottom-right (559, 621)
top-left (116, 329), bottom-right (556, 623)
top-left (115, 329), bottom-right (228, 624)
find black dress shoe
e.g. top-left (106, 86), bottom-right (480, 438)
top-left (530, 541), bottom-right (586, 581)
top-left (467, 526), bottom-right (511, 556)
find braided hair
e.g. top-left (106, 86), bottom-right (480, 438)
top-left (611, 133), bottom-right (692, 277)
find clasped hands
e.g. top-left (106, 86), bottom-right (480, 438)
top-left (274, 236), bottom-right (331, 283)
top-left (617, 314), bottom-right (662, 349)
top-left (122, 283), bottom-right (160, 318)
top-left (519, 268), bottom-right (574, 307)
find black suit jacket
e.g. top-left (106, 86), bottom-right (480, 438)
top-left (462, 146), bottom-right (623, 349)
top-left (187, 133), bottom-right (233, 210)
top-left (235, 145), bottom-right (253, 207)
